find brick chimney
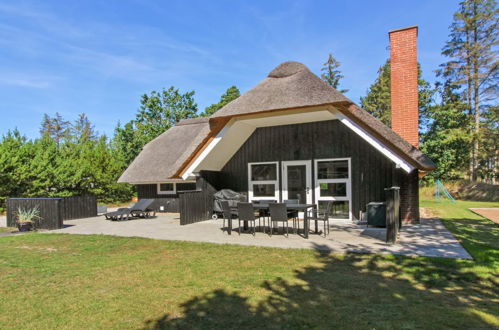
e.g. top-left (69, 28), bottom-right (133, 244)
top-left (389, 26), bottom-right (419, 147)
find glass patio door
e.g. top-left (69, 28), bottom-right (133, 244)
top-left (282, 160), bottom-right (312, 206)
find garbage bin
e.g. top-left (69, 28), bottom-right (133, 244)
top-left (367, 202), bottom-right (386, 227)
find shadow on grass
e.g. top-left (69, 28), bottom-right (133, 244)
top-left (144, 243), bottom-right (498, 329)
top-left (440, 217), bottom-right (499, 265)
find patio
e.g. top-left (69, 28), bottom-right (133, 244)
top-left (43, 210), bottom-right (471, 259)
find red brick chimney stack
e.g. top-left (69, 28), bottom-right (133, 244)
top-left (389, 26), bottom-right (419, 148)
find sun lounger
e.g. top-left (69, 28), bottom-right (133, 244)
top-left (104, 199), bottom-right (156, 221)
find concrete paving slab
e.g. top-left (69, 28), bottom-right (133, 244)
top-left (41, 210), bottom-right (472, 259)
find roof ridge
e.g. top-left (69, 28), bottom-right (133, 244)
top-left (176, 117), bottom-right (209, 126)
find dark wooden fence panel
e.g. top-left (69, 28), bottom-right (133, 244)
top-left (179, 191), bottom-right (210, 225)
top-left (7, 198), bottom-right (63, 230)
top-left (61, 196), bottom-right (97, 220)
top-left (178, 171), bottom-right (223, 225)
top-left (6, 196), bottom-right (97, 230)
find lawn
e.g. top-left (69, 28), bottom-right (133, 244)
top-left (0, 227), bottom-right (15, 233)
top-left (0, 201), bottom-right (498, 329)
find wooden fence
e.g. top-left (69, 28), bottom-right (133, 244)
top-left (178, 171), bottom-right (221, 225)
top-left (6, 196), bottom-right (97, 230)
top-left (60, 196), bottom-right (97, 220)
top-left (179, 190), bottom-right (212, 225)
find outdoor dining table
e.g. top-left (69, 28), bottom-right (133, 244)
top-left (228, 203), bottom-right (317, 238)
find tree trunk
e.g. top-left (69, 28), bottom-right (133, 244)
top-left (472, 1), bottom-right (480, 182)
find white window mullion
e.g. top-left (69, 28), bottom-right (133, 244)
top-left (314, 158), bottom-right (352, 220)
top-left (248, 162), bottom-right (279, 201)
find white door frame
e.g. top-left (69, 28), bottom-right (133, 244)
top-left (282, 160), bottom-right (313, 204)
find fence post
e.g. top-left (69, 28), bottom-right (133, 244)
top-left (385, 187), bottom-right (400, 244)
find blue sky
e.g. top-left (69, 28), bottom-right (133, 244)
top-left (0, 0), bottom-right (458, 139)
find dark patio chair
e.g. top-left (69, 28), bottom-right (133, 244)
top-left (269, 203), bottom-right (291, 237)
top-left (221, 200), bottom-right (238, 234)
top-left (284, 199), bottom-right (300, 230)
top-left (237, 202), bottom-right (259, 236)
top-left (253, 199), bottom-right (276, 224)
top-left (308, 201), bottom-right (332, 236)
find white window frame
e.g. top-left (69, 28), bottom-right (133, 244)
top-left (157, 183), bottom-right (176, 195)
top-left (314, 158), bottom-right (352, 220)
top-left (248, 161), bottom-right (279, 201)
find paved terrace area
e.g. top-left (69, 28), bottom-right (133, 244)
top-left (41, 211), bottom-right (472, 259)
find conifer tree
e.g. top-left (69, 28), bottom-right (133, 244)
top-left (321, 54), bottom-right (349, 93)
top-left (360, 60), bottom-right (434, 128)
top-left (438, 0), bottom-right (498, 180)
top-left (203, 86), bottom-right (240, 116)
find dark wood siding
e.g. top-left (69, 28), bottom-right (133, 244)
top-left (136, 185), bottom-right (180, 212)
top-left (221, 120), bottom-right (413, 220)
top-left (136, 182), bottom-right (198, 213)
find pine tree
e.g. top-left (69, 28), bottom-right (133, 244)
top-left (439, 0), bottom-right (498, 180)
top-left (360, 60), bottom-right (434, 128)
top-left (203, 86), bottom-right (240, 116)
top-left (40, 112), bottom-right (71, 145)
top-left (421, 76), bottom-right (471, 181)
top-left (72, 113), bottom-right (97, 142)
top-left (360, 61), bottom-right (392, 126)
top-left (321, 54), bottom-right (348, 93)
top-left (478, 104), bottom-right (498, 182)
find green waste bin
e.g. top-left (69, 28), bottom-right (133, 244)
top-left (367, 202), bottom-right (386, 227)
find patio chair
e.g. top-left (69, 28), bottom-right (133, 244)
top-left (237, 202), bottom-right (260, 236)
top-left (269, 203), bottom-right (291, 237)
top-left (307, 201), bottom-right (332, 237)
top-left (253, 199), bottom-right (276, 224)
top-left (284, 199), bottom-right (300, 229)
top-left (220, 200), bottom-right (238, 234)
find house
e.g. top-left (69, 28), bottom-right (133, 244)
top-left (118, 26), bottom-right (435, 222)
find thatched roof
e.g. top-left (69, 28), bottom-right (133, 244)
top-left (211, 61), bottom-right (435, 171)
top-left (211, 62), bottom-right (351, 118)
top-left (118, 117), bottom-right (210, 183)
top-left (334, 102), bottom-right (435, 171)
top-left (119, 61), bottom-right (435, 184)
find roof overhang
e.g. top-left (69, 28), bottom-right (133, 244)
top-left (181, 106), bottom-right (416, 179)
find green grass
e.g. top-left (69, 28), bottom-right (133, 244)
top-left (0, 227), bottom-right (15, 233)
top-left (0, 201), bottom-right (498, 329)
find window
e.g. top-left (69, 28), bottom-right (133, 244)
top-left (317, 160), bottom-right (349, 179)
top-left (158, 183), bottom-right (175, 194)
top-left (319, 182), bottom-right (347, 197)
top-left (157, 182), bottom-right (196, 195)
top-left (248, 162), bottom-right (279, 201)
top-left (315, 158), bottom-right (351, 220)
top-left (318, 201), bottom-right (350, 219)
